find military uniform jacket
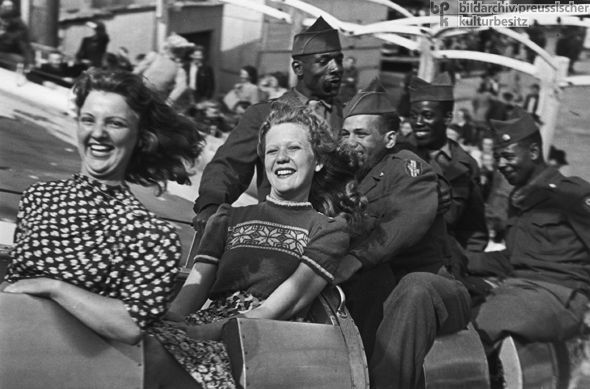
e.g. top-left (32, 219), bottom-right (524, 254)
top-left (348, 149), bottom-right (450, 277)
top-left (470, 167), bottom-right (590, 296)
top-left (194, 88), bottom-right (343, 213)
top-left (438, 140), bottom-right (489, 252)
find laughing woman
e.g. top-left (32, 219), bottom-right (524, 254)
top-left (0, 69), bottom-right (201, 386)
top-left (148, 102), bottom-right (367, 388)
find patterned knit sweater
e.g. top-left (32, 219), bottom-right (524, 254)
top-left (195, 196), bottom-right (349, 300)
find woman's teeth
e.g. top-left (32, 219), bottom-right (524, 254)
top-left (276, 169), bottom-right (295, 177)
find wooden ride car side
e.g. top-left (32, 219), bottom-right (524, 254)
top-left (0, 293), bottom-right (144, 389)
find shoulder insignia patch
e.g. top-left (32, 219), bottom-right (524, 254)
top-left (585, 197), bottom-right (590, 208)
top-left (405, 159), bottom-right (422, 178)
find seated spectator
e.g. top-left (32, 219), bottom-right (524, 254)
top-left (147, 102), bottom-right (367, 388)
top-left (233, 100), bottom-right (251, 118)
top-left (396, 70), bottom-right (415, 119)
top-left (193, 99), bottom-right (232, 137)
top-left (184, 45), bottom-right (215, 104)
top-left (75, 21), bottom-right (109, 69)
top-left (1, 69), bottom-right (202, 388)
top-left (446, 123), bottom-right (463, 144)
top-left (522, 83), bottom-right (540, 115)
top-left (224, 65), bottom-right (261, 111)
top-left (472, 78), bottom-right (493, 127)
top-left (133, 33), bottom-right (194, 106)
top-left (0, 0), bottom-right (34, 69)
top-left (115, 46), bottom-right (133, 72)
top-left (134, 53), bottom-right (146, 66)
top-left (258, 72), bottom-right (288, 100)
top-left (101, 52), bottom-right (124, 71)
top-left (548, 145), bottom-right (572, 176)
top-left (39, 51), bottom-right (70, 77)
top-left (29, 50), bottom-right (78, 88)
top-left (454, 108), bottom-right (481, 147)
top-left (337, 56), bottom-right (359, 104)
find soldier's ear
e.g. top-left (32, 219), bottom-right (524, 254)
top-left (529, 142), bottom-right (541, 161)
top-left (443, 111), bottom-right (453, 126)
top-left (385, 131), bottom-right (397, 149)
top-left (291, 59), bottom-right (303, 77)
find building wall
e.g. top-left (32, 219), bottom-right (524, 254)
top-left (59, 9), bottom-right (156, 62)
top-left (217, 2), bottom-right (264, 93)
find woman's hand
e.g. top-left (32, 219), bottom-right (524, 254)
top-left (3, 278), bottom-right (61, 298)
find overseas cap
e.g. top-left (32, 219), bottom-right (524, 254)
top-left (344, 77), bottom-right (396, 118)
top-left (491, 106), bottom-right (540, 149)
top-left (292, 16), bottom-right (341, 57)
top-left (409, 72), bottom-right (454, 102)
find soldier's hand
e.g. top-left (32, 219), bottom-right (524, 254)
top-left (437, 179), bottom-right (452, 215)
top-left (334, 255), bottom-right (363, 285)
top-left (192, 205), bottom-right (219, 233)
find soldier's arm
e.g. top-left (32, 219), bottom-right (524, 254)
top-left (348, 157), bottom-right (438, 271)
top-left (466, 249), bottom-right (512, 277)
top-left (194, 103), bottom-right (269, 215)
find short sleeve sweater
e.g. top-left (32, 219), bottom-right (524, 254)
top-left (194, 196), bottom-right (349, 300)
top-left (6, 174), bottom-right (181, 330)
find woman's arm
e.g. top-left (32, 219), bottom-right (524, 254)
top-left (186, 262), bottom-right (328, 341)
top-left (3, 278), bottom-right (142, 345)
top-left (167, 262), bottom-right (217, 318)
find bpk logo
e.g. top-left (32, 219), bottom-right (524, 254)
top-left (429, 0), bottom-right (459, 30)
top-left (431, 1), bottom-right (450, 27)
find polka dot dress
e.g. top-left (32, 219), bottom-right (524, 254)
top-left (6, 174), bottom-right (181, 329)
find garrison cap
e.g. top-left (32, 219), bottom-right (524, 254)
top-left (292, 16), bottom-right (341, 57)
top-left (344, 77), bottom-right (396, 118)
top-left (491, 106), bottom-right (540, 149)
top-left (409, 72), bottom-right (454, 103)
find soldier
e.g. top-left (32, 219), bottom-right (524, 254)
top-left (468, 108), bottom-right (590, 353)
top-left (335, 79), bottom-right (471, 389)
top-left (193, 17), bottom-right (343, 232)
top-left (408, 73), bottom-right (489, 254)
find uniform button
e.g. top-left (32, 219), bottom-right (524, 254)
top-left (380, 172), bottom-right (384, 177)
top-left (549, 184), bottom-right (556, 188)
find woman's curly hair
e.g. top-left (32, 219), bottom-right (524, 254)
top-left (258, 102), bottom-right (367, 234)
top-left (73, 69), bottom-right (202, 194)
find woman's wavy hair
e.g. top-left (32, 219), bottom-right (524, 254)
top-left (73, 69), bottom-right (202, 194)
top-left (258, 102), bottom-right (367, 234)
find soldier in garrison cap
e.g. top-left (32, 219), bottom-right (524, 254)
top-left (335, 78), bottom-right (470, 389)
top-left (407, 73), bottom-right (489, 270)
top-left (193, 16), bottom-right (345, 232)
top-left (466, 107), bottom-right (590, 359)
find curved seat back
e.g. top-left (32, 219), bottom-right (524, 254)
top-left (499, 336), bottom-right (569, 389)
top-left (221, 286), bottom-right (369, 389)
top-left (0, 293), bottom-right (143, 389)
top-left (423, 323), bottom-right (490, 389)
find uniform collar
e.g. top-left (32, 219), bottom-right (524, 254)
top-left (292, 87), bottom-right (333, 111)
top-left (511, 166), bottom-right (561, 211)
